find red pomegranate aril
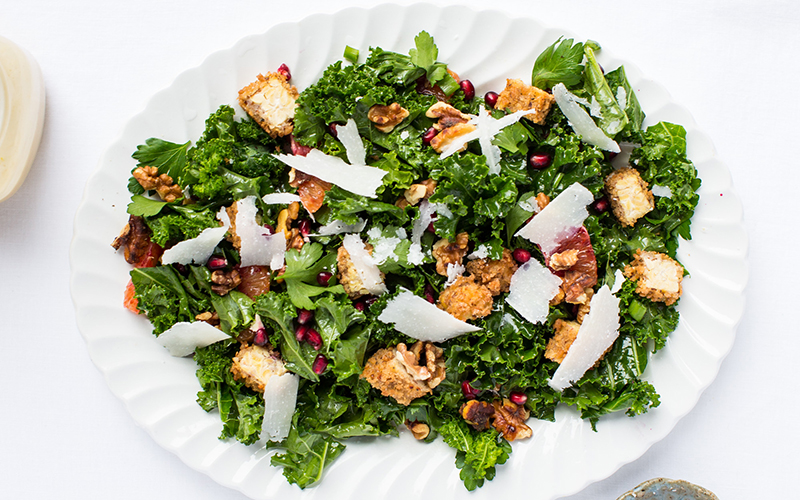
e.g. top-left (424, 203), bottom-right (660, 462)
top-left (591, 197), bottom-right (610, 214)
top-left (484, 91), bottom-right (499, 109)
top-left (305, 328), bottom-right (323, 350)
top-left (253, 328), bottom-right (268, 347)
top-left (424, 284), bottom-right (436, 304)
top-left (329, 122), bottom-right (339, 138)
top-left (297, 309), bottom-right (314, 325)
top-left (461, 381), bottom-right (479, 400)
top-left (363, 295), bottom-right (378, 306)
top-left (317, 271), bottom-right (333, 286)
top-left (529, 152), bottom-right (553, 169)
top-left (263, 223), bottom-right (275, 234)
top-left (509, 391), bottom-right (528, 405)
top-left (207, 256), bottom-right (227, 270)
top-left (512, 248), bottom-right (531, 264)
top-left (298, 219), bottom-right (312, 236)
top-left (459, 79), bottom-right (475, 101)
top-left (426, 221), bottom-right (436, 233)
top-left (277, 63), bottom-right (291, 81)
top-left (422, 127), bottom-right (437, 145)
top-left (295, 324), bottom-right (309, 342)
top-left (312, 355), bottom-right (328, 375)
top-left (354, 301), bottom-right (366, 312)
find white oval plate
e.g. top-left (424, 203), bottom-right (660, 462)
top-left (70, 4), bottom-right (748, 500)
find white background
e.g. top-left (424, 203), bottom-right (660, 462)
top-left (0, 0), bottom-right (795, 498)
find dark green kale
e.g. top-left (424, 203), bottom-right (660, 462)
top-left (144, 205), bottom-right (219, 247)
top-left (438, 418), bottom-right (512, 491)
top-left (130, 265), bottom-right (211, 335)
top-left (195, 340), bottom-right (265, 445)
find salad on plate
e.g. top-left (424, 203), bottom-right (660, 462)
top-left (111, 32), bottom-right (700, 490)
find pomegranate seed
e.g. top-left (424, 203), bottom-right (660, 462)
top-left (509, 391), bottom-right (528, 405)
top-left (173, 263), bottom-right (188, 276)
top-left (484, 91), bottom-right (499, 108)
top-left (207, 256), bottom-right (227, 270)
top-left (295, 324), bottom-right (309, 342)
top-left (305, 328), bottom-right (323, 350)
top-left (263, 223), bottom-right (275, 234)
top-left (253, 328), bottom-right (268, 346)
top-left (312, 355), bottom-right (328, 375)
top-left (459, 79), bottom-right (475, 101)
top-left (363, 295), bottom-right (378, 306)
top-left (297, 309), bottom-right (314, 325)
top-left (329, 123), bottom-right (339, 138)
top-left (461, 381), bottom-right (479, 400)
top-left (277, 63), bottom-right (291, 81)
top-left (512, 248), bottom-right (531, 264)
top-left (422, 127), bottom-right (437, 145)
top-left (354, 301), bottom-right (366, 312)
top-left (317, 271), bottom-right (333, 286)
top-left (424, 284), bottom-right (436, 304)
top-left (528, 152), bottom-right (553, 169)
top-left (426, 221), bottom-right (436, 233)
top-left (591, 197), bottom-right (610, 214)
top-left (298, 220), bottom-right (312, 236)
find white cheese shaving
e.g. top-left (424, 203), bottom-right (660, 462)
top-left (315, 218), bottom-right (367, 236)
top-left (467, 244), bottom-right (489, 261)
top-left (260, 372), bottom-right (299, 442)
top-left (610, 268), bottom-right (627, 294)
top-left (273, 118), bottom-right (383, 198)
top-left (342, 234), bottom-right (387, 295)
top-left (444, 262), bottom-right (465, 287)
top-left (261, 192), bottom-right (302, 205)
top-left (439, 106), bottom-right (531, 174)
top-left (377, 289), bottom-right (481, 342)
top-left (156, 321), bottom-right (230, 357)
top-left (611, 141), bottom-right (640, 170)
top-left (589, 96), bottom-right (602, 118)
top-left (505, 259), bottom-right (562, 324)
top-left (407, 243), bottom-right (425, 265)
top-left (553, 83), bottom-right (620, 153)
top-left (651, 185), bottom-right (673, 198)
top-left (336, 119), bottom-right (366, 166)
top-left (161, 207), bottom-right (230, 265)
top-left (412, 199), bottom-right (436, 245)
top-left (400, 130), bottom-right (410, 140)
top-left (517, 193), bottom-right (541, 214)
top-left (236, 196), bottom-right (286, 270)
top-left (616, 86), bottom-right (628, 111)
top-left (515, 182), bottom-right (594, 255)
top-left (549, 286), bottom-right (621, 391)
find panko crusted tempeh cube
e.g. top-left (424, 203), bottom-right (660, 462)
top-left (624, 249), bottom-right (685, 305)
top-left (238, 72), bottom-right (299, 138)
top-left (604, 167), bottom-right (654, 227)
top-left (495, 78), bottom-right (556, 124)
top-left (230, 344), bottom-right (287, 393)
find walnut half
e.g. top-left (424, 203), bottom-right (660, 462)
top-left (368, 103), bottom-right (409, 133)
top-left (132, 166), bottom-right (182, 202)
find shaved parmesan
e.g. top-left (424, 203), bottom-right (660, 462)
top-left (161, 225), bottom-right (228, 265)
top-left (342, 234), bottom-right (387, 295)
top-left (553, 83), bottom-right (620, 153)
top-left (161, 207), bottom-right (230, 265)
top-left (273, 119), bottom-right (386, 198)
top-left (616, 86), bottom-right (628, 111)
top-left (439, 106), bottom-right (531, 174)
top-left (610, 268), bottom-right (626, 294)
top-left (260, 372), bottom-right (299, 441)
top-left (262, 192), bottom-right (302, 205)
top-left (378, 289), bottom-right (480, 342)
top-left (156, 321), bottom-right (230, 357)
top-left (548, 286), bottom-right (621, 391)
top-left (515, 182), bottom-right (594, 254)
top-left (506, 259), bottom-right (562, 323)
top-left (336, 119), bottom-right (366, 166)
top-left (651, 185), bottom-right (673, 198)
top-left (315, 218), bottom-right (367, 236)
top-left (236, 196), bottom-right (286, 269)
top-left (444, 262), bottom-right (465, 287)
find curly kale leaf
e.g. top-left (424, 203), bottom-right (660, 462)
top-left (144, 205), bottom-right (218, 247)
top-left (438, 418), bottom-right (512, 491)
top-left (195, 340), bottom-right (264, 445)
top-left (616, 279), bottom-right (680, 352)
top-left (631, 122), bottom-right (701, 256)
top-left (130, 265), bottom-right (211, 335)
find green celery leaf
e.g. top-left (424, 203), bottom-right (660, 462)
top-left (127, 195), bottom-right (169, 217)
top-left (132, 138), bottom-right (191, 184)
top-left (531, 37), bottom-right (585, 89)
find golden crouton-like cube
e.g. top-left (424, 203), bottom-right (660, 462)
top-left (230, 344), bottom-right (287, 393)
top-left (495, 78), bottom-right (556, 125)
top-left (604, 167), bottom-right (654, 227)
top-left (624, 249), bottom-right (685, 305)
top-left (361, 347), bottom-right (431, 406)
top-left (436, 275), bottom-right (493, 322)
top-left (238, 72), bottom-right (299, 138)
top-left (545, 319), bottom-right (581, 364)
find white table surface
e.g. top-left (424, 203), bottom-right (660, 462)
top-left (0, 1), bottom-right (794, 498)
